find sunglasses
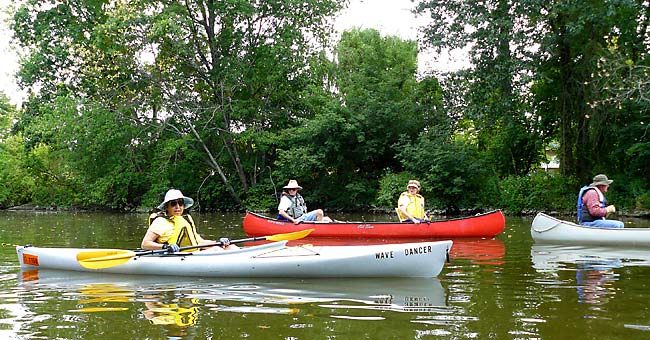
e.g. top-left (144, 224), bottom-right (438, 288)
top-left (168, 199), bottom-right (185, 207)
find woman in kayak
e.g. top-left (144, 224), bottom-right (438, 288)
top-left (141, 189), bottom-right (239, 252)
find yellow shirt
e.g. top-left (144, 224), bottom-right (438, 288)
top-left (148, 217), bottom-right (175, 244)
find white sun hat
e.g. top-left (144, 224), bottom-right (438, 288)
top-left (157, 189), bottom-right (194, 210)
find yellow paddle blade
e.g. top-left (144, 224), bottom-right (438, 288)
top-left (265, 228), bottom-right (314, 241)
top-left (77, 249), bottom-right (137, 270)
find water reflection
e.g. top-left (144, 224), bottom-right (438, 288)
top-left (531, 244), bottom-right (650, 306)
top-left (143, 300), bottom-right (199, 326)
top-left (575, 265), bottom-right (618, 305)
top-left (20, 269), bottom-right (448, 308)
top-left (448, 238), bottom-right (505, 265)
top-left (13, 269), bottom-right (448, 337)
top-left (531, 244), bottom-right (650, 272)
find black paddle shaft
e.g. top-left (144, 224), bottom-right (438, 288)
top-left (134, 235), bottom-right (270, 256)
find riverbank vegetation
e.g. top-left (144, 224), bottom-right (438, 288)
top-left (0, 0), bottom-right (648, 216)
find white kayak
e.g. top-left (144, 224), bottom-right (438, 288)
top-left (16, 240), bottom-right (452, 278)
top-left (531, 212), bottom-right (650, 246)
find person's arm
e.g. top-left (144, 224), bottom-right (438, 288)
top-left (422, 197), bottom-right (426, 219)
top-left (583, 190), bottom-right (608, 217)
top-left (141, 230), bottom-right (165, 250)
top-left (278, 210), bottom-right (296, 223)
top-left (197, 235), bottom-right (213, 244)
top-left (279, 209), bottom-right (299, 224)
top-left (142, 219), bottom-right (179, 251)
top-left (278, 196), bottom-right (300, 224)
top-left (398, 196), bottom-right (420, 224)
top-left (189, 218), bottom-right (229, 247)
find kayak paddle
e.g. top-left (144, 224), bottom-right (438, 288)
top-left (76, 228), bottom-right (314, 270)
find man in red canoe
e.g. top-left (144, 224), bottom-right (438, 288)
top-left (277, 180), bottom-right (334, 224)
top-left (397, 180), bottom-right (430, 224)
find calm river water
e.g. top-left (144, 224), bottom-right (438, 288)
top-left (1, 211), bottom-right (649, 339)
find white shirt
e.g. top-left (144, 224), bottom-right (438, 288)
top-left (278, 195), bottom-right (298, 212)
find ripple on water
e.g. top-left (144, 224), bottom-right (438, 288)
top-left (624, 324), bottom-right (650, 331)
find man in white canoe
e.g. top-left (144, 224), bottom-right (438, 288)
top-left (577, 174), bottom-right (624, 229)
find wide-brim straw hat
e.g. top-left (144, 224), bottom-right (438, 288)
top-left (407, 180), bottom-right (420, 190)
top-left (590, 174), bottom-right (613, 187)
top-left (283, 180), bottom-right (303, 190)
top-left (158, 189), bottom-right (194, 210)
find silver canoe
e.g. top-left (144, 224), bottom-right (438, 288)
top-left (531, 212), bottom-right (650, 247)
top-left (17, 240), bottom-right (452, 278)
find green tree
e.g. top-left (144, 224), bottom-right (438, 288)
top-left (274, 29), bottom-right (444, 209)
top-left (397, 134), bottom-right (487, 212)
top-left (12, 0), bottom-right (345, 209)
top-left (0, 93), bottom-right (34, 207)
top-left (416, 0), bottom-right (544, 177)
top-left (589, 41), bottom-right (650, 206)
top-left (523, 0), bottom-right (649, 199)
top-left (416, 0), bottom-right (649, 195)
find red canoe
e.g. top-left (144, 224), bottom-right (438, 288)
top-left (245, 238), bottom-right (505, 265)
top-left (243, 210), bottom-right (505, 238)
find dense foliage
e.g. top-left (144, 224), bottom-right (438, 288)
top-left (0, 0), bottom-right (647, 214)
top-left (415, 0), bottom-right (649, 213)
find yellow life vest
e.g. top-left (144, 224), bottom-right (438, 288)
top-left (148, 213), bottom-right (200, 252)
top-left (397, 192), bottom-right (425, 220)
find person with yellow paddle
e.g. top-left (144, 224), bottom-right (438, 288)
top-left (141, 189), bottom-right (239, 253)
top-left (75, 228), bottom-right (314, 270)
top-left (66, 190), bottom-right (315, 270)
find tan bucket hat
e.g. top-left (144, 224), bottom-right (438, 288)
top-left (283, 180), bottom-right (303, 190)
top-left (407, 180), bottom-right (420, 190)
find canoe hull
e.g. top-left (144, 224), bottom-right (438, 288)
top-left (243, 210), bottom-right (505, 238)
top-left (17, 240), bottom-right (453, 278)
top-left (531, 212), bottom-right (650, 247)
